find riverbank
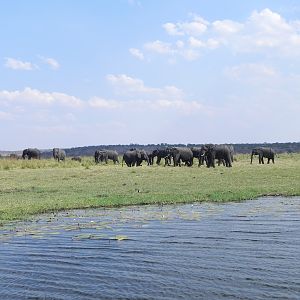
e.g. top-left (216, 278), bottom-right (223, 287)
top-left (0, 153), bottom-right (299, 224)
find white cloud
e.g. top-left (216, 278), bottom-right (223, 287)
top-left (155, 99), bottom-right (203, 114)
top-left (129, 48), bottom-right (144, 60)
top-left (189, 37), bottom-right (205, 48)
top-left (225, 63), bottom-right (278, 81)
top-left (140, 8), bottom-right (300, 61)
top-left (163, 22), bottom-right (184, 36)
top-left (163, 16), bottom-right (208, 36)
top-left (176, 40), bottom-right (185, 48)
top-left (181, 49), bottom-right (200, 61)
top-left (180, 18), bottom-right (208, 36)
top-left (39, 56), bottom-right (60, 70)
top-left (0, 87), bottom-right (83, 108)
top-left (144, 40), bottom-right (173, 54)
top-left (106, 74), bottom-right (184, 100)
top-left (105, 74), bottom-right (208, 114)
top-left (89, 97), bottom-right (122, 109)
top-left (212, 20), bottom-right (243, 35)
top-left (4, 57), bottom-right (36, 70)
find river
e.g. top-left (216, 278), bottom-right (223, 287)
top-left (0, 197), bottom-right (299, 299)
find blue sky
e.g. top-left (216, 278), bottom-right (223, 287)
top-left (1, 0), bottom-right (300, 149)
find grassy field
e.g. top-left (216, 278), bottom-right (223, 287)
top-left (0, 153), bottom-right (300, 224)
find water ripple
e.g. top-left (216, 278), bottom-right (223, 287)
top-left (0, 197), bottom-right (299, 300)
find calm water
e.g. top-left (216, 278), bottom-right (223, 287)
top-left (0, 197), bottom-right (299, 300)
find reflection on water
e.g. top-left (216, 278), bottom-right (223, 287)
top-left (0, 197), bottom-right (299, 299)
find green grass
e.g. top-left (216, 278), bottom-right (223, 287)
top-left (0, 153), bottom-right (299, 224)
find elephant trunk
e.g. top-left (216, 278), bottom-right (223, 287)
top-left (250, 153), bottom-right (254, 164)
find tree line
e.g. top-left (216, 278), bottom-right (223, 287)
top-left (1, 142), bottom-right (299, 158)
top-left (63, 142), bottom-right (300, 157)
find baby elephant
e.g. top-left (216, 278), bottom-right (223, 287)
top-left (71, 156), bottom-right (82, 162)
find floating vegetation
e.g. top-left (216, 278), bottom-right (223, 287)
top-left (0, 197), bottom-right (298, 243)
top-left (72, 234), bottom-right (107, 240)
top-left (110, 235), bottom-right (128, 241)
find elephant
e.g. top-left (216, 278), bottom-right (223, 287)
top-left (95, 150), bottom-right (119, 164)
top-left (22, 148), bottom-right (41, 160)
top-left (9, 153), bottom-right (20, 160)
top-left (190, 147), bottom-right (205, 167)
top-left (169, 147), bottom-right (193, 167)
top-left (227, 145), bottom-right (235, 163)
top-left (53, 148), bottom-right (66, 162)
top-left (152, 148), bottom-right (172, 166)
top-left (251, 147), bottom-right (275, 164)
top-left (216, 145), bottom-right (234, 166)
top-left (94, 150), bottom-right (103, 163)
top-left (146, 151), bottom-right (155, 166)
top-left (71, 156), bottom-right (82, 162)
top-left (122, 149), bottom-right (149, 167)
top-left (201, 144), bottom-right (232, 168)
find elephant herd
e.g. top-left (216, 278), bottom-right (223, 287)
top-left (20, 146), bottom-right (276, 167)
top-left (120, 145), bottom-right (234, 168)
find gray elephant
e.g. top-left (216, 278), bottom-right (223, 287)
top-left (9, 153), bottom-right (20, 160)
top-left (169, 147), bottom-right (193, 167)
top-left (137, 150), bottom-right (149, 166)
top-left (122, 149), bottom-right (149, 167)
top-left (152, 148), bottom-right (172, 166)
top-left (251, 147), bottom-right (275, 164)
top-left (190, 147), bottom-right (204, 167)
top-left (227, 145), bottom-right (234, 163)
top-left (22, 148), bottom-right (41, 160)
top-left (146, 151), bottom-right (155, 166)
top-left (95, 150), bottom-right (119, 164)
top-left (94, 150), bottom-right (102, 164)
top-left (71, 156), bottom-right (82, 162)
top-left (201, 144), bottom-right (232, 168)
top-left (216, 145), bottom-right (235, 166)
top-left (53, 148), bottom-right (66, 162)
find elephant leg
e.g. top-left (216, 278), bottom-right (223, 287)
top-left (164, 156), bottom-right (169, 166)
top-left (177, 156), bottom-right (182, 167)
top-left (267, 158), bottom-right (270, 164)
top-left (156, 157), bottom-right (161, 165)
top-left (227, 158), bottom-right (232, 167)
top-left (261, 157), bottom-right (264, 164)
top-left (173, 155), bottom-right (177, 167)
top-left (204, 156), bottom-right (208, 166)
top-left (226, 154), bottom-right (232, 167)
top-left (211, 155), bottom-right (216, 168)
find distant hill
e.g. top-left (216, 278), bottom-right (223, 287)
top-left (1, 142), bottom-right (299, 158)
